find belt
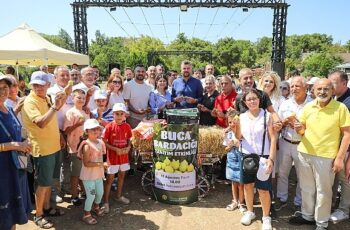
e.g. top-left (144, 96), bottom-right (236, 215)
top-left (282, 137), bottom-right (300, 145)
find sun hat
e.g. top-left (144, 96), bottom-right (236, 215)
top-left (256, 158), bottom-right (270, 181)
top-left (83, 119), bottom-right (103, 131)
top-left (112, 103), bottom-right (128, 113)
top-left (94, 89), bottom-right (108, 100)
top-left (29, 71), bottom-right (50, 85)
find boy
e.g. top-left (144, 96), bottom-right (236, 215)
top-left (63, 87), bottom-right (90, 206)
top-left (101, 103), bottom-right (132, 213)
top-left (91, 90), bottom-right (113, 127)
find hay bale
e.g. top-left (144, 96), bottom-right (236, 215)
top-left (198, 126), bottom-right (226, 156)
top-left (131, 135), bottom-right (153, 152)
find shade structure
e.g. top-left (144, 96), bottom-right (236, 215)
top-left (0, 23), bottom-right (89, 66)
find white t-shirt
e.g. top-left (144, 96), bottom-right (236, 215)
top-left (74, 82), bottom-right (100, 111)
top-left (47, 84), bottom-right (73, 130)
top-left (240, 109), bottom-right (270, 156)
top-left (108, 92), bottom-right (125, 109)
top-left (123, 80), bottom-right (152, 120)
top-left (223, 131), bottom-right (238, 146)
top-left (270, 96), bottom-right (285, 113)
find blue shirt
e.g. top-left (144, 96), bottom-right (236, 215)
top-left (171, 76), bottom-right (203, 108)
top-left (91, 108), bottom-right (114, 122)
top-left (337, 87), bottom-right (350, 111)
top-left (149, 90), bottom-right (172, 114)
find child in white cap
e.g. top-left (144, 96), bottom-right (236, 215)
top-left (101, 103), bottom-right (132, 213)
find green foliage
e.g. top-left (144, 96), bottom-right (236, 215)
top-left (302, 52), bottom-right (342, 77)
top-left (41, 29), bottom-right (74, 51)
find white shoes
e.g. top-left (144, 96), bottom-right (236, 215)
top-left (226, 200), bottom-right (238, 211)
top-left (330, 209), bottom-right (349, 223)
top-left (262, 216), bottom-right (272, 230)
top-left (240, 211), bottom-right (256, 225)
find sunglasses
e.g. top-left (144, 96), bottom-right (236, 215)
top-left (112, 80), bottom-right (122, 84)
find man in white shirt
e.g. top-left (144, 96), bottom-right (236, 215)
top-left (275, 76), bottom-right (312, 211)
top-left (146, 65), bottom-right (156, 89)
top-left (123, 64), bottom-right (152, 128)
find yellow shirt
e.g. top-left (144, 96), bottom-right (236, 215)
top-left (298, 99), bottom-right (350, 158)
top-left (22, 92), bottom-right (60, 157)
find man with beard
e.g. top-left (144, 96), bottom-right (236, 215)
top-left (146, 66), bottom-right (156, 89)
top-left (123, 64), bottom-right (152, 128)
top-left (289, 78), bottom-right (350, 230)
top-left (124, 67), bottom-right (134, 83)
top-left (328, 70), bottom-right (350, 223)
top-left (171, 60), bottom-right (203, 109)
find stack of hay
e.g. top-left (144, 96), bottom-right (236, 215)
top-left (198, 126), bottom-right (226, 156)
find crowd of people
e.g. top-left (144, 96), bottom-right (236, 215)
top-left (0, 61), bottom-right (350, 230)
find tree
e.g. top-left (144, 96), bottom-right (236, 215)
top-left (41, 29), bottom-right (74, 51)
top-left (302, 52), bottom-right (342, 77)
top-left (345, 40), bottom-right (350, 52)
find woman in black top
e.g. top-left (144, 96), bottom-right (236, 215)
top-left (198, 75), bottom-right (219, 126)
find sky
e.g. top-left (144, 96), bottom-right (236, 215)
top-left (0, 0), bottom-right (348, 45)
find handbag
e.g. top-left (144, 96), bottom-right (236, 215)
top-left (240, 110), bottom-right (267, 176)
top-left (0, 107), bottom-right (29, 170)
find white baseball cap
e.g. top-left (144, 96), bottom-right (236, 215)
top-left (72, 84), bottom-right (87, 94)
top-left (256, 158), bottom-right (270, 181)
top-left (307, 77), bottom-right (320, 85)
top-left (94, 89), bottom-right (108, 100)
top-left (112, 103), bottom-right (128, 113)
top-left (29, 71), bottom-right (50, 85)
top-left (83, 119), bottom-right (103, 131)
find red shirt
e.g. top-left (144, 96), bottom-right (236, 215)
top-left (102, 122), bottom-right (132, 165)
top-left (214, 90), bottom-right (237, 127)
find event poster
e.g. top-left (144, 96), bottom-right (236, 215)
top-left (152, 123), bottom-right (198, 204)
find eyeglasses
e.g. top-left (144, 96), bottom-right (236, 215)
top-left (112, 80), bottom-right (122, 85)
top-left (264, 80), bottom-right (274, 84)
top-left (280, 87), bottom-right (289, 90)
top-left (245, 97), bottom-right (259, 102)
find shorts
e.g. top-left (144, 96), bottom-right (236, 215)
top-left (33, 150), bottom-right (61, 187)
top-left (255, 174), bottom-right (272, 191)
top-left (70, 153), bottom-right (82, 177)
top-left (107, 164), bottom-right (130, 174)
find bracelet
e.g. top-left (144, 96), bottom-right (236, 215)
top-left (50, 107), bottom-right (58, 111)
top-left (268, 158), bottom-right (275, 165)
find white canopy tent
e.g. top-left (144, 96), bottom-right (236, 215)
top-left (0, 23), bottom-right (89, 66)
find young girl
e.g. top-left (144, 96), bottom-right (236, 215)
top-left (101, 103), bottom-right (132, 214)
top-left (91, 90), bottom-right (113, 127)
top-left (63, 88), bottom-right (90, 206)
top-left (78, 119), bottom-right (106, 225)
top-left (224, 110), bottom-right (246, 213)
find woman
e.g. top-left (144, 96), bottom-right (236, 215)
top-left (149, 74), bottom-right (173, 119)
top-left (107, 74), bottom-right (124, 109)
top-left (198, 75), bottom-right (219, 126)
top-left (0, 76), bottom-right (32, 230)
top-left (257, 71), bottom-right (285, 113)
top-left (280, 81), bottom-right (290, 99)
top-left (236, 88), bottom-right (277, 230)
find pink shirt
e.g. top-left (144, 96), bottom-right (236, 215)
top-left (79, 139), bottom-right (106, 181)
top-left (63, 107), bottom-right (90, 153)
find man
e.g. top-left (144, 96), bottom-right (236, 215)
top-left (289, 78), bottom-right (350, 230)
top-left (146, 65), bottom-right (156, 89)
top-left (328, 70), bottom-right (350, 223)
top-left (235, 68), bottom-right (280, 123)
top-left (166, 70), bottom-right (177, 93)
top-left (212, 75), bottom-right (237, 128)
top-left (75, 66), bottom-right (100, 111)
top-left (40, 65), bottom-right (55, 86)
top-left (124, 67), bottom-right (134, 82)
top-left (69, 69), bottom-right (81, 85)
top-left (193, 69), bottom-right (203, 80)
top-left (306, 76), bottom-right (320, 99)
top-left (22, 71), bottom-right (66, 228)
top-left (205, 64), bottom-right (215, 76)
top-left (123, 64), bottom-right (152, 129)
top-left (156, 64), bottom-right (164, 74)
top-left (91, 65), bottom-right (101, 87)
top-left (275, 76), bottom-right (312, 211)
top-left (171, 60), bottom-right (203, 109)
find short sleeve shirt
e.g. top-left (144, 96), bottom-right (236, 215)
top-left (102, 122), bottom-right (132, 165)
top-left (235, 89), bottom-right (272, 114)
top-left (214, 90), bottom-right (237, 127)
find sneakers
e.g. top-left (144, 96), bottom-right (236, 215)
top-left (238, 203), bottom-right (247, 214)
top-left (101, 203), bottom-right (110, 214)
top-left (289, 215), bottom-right (315, 226)
top-left (240, 211), bottom-right (256, 225)
top-left (274, 199), bottom-right (287, 211)
top-left (71, 197), bottom-right (82, 206)
top-left (226, 200), bottom-right (238, 211)
top-left (262, 216), bottom-right (272, 230)
top-left (115, 196), bottom-right (130, 205)
top-left (330, 209), bottom-right (349, 224)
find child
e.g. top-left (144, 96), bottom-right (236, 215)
top-left (78, 119), bottom-right (106, 225)
top-left (224, 110), bottom-right (246, 213)
top-left (63, 88), bottom-right (90, 206)
top-left (101, 103), bottom-right (132, 213)
top-left (91, 90), bottom-right (113, 127)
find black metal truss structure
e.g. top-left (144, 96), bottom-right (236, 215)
top-left (71, 0), bottom-right (289, 77)
top-left (148, 50), bottom-right (213, 66)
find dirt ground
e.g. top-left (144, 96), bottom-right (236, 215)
top-left (18, 168), bottom-right (350, 230)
